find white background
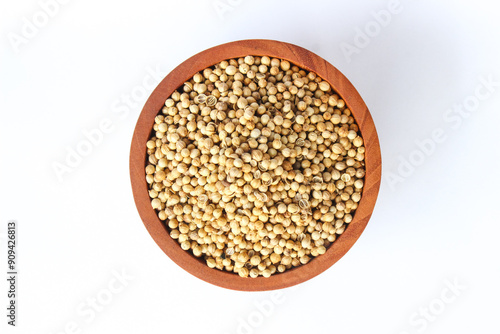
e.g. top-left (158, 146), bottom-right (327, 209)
top-left (1, 0), bottom-right (500, 333)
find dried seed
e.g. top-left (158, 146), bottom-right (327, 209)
top-left (146, 55), bottom-right (366, 278)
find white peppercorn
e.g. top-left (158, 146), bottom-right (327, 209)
top-left (145, 55), bottom-right (366, 278)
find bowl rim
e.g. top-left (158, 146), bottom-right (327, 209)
top-left (130, 39), bottom-right (382, 291)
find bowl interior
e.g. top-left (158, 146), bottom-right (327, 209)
top-left (130, 39), bottom-right (381, 291)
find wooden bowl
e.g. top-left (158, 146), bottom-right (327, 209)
top-left (130, 39), bottom-right (381, 291)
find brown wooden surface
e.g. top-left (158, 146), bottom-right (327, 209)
top-left (130, 39), bottom-right (382, 291)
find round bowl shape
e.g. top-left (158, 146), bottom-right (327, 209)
top-left (130, 39), bottom-right (381, 291)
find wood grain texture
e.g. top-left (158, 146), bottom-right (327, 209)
top-left (130, 39), bottom-right (382, 291)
